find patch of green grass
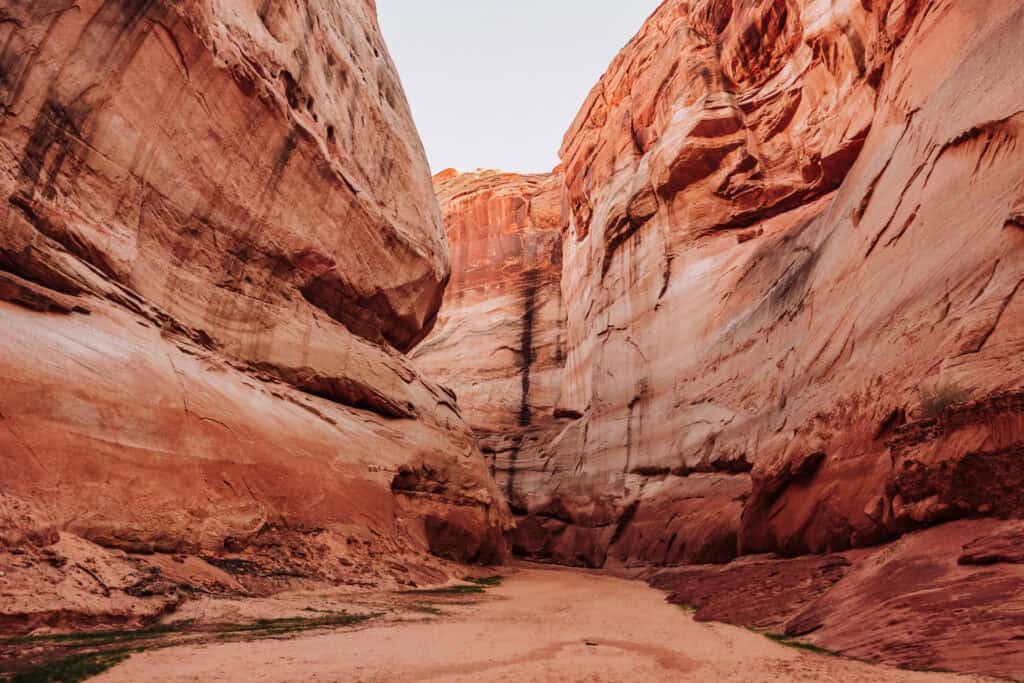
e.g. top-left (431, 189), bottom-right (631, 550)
top-left (405, 603), bottom-right (445, 616)
top-left (763, 631), bottom-right (951, 672)
top-left (3, 613), bottom-right (375, 677)
top-left (399, 575), bottom-right (505, 597)
top-left (1, 626), bottom-right (178, 647)
top-left (400, 584), bottom-right (485, 596)
top-left (3, 613), bottom-right (380, 683)
top-left (463, 575), bottom-right (504, 587)
top-left (900, 665), bottom-right (958, 674)
top-left (10, 649), bottom-right (134, 683)
top-left (760, 630), bottom-right (969, 673)
top-left (764, 633), bottom-right (841, 657)
top-left (220, 612), bottom-right (375, 636)
top-left (2, 613), bottom-right (373, 650)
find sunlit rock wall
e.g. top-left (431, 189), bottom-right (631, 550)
top-left (0, 0), bottom-right (511, 628)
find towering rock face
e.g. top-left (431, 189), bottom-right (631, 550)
top-left (420, 0), bottom-right (1024, 570)
top-left (412, 170), bottom-right (570, 513)
top-left (552, 0), bottom-right (1024, 566)
top-left (0, 0), bottom-right (509, 628)
top-left (535, 0), bottom-right (904, 565)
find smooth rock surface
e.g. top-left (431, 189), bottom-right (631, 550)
top-left (422, 0), bottom-right (1024, 571)
top-left (412, 170), bottom-right (572, 518)
top-left (0, 0), bottom-right (509, 630)
top-left (652, 520), bottom-right (1024, 680)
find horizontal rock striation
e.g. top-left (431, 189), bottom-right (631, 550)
top-left (461, 0), bottom-right (1024, 569)
top-left (412, 169), bottom-right (572, 519)
top-left (650, 519), bottom-right (1024, 679)
top-left (419, 1), bottom-right (1024, 674)
top-left (0, 0), bottom-right (509, 629)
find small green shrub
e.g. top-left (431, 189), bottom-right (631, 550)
top-left (918, 381), bottom-right (974, 420)
top-left (764, 633), bottom-right (840, 657)
top-left (406, 603), bottom-right (445, 616)
top-left (464, 575), bottom-right (504, 587)
top-left (11, 650), bottom-right (133, 683)
top-left (400, 584), bottom-right (485, 596)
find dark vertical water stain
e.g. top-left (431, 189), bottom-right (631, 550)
top-left (507, 269), bottom-right (541, 504)
top-left (267, 127), bottom-right (300, 195)
top-left (17, 0), bottom-right (165, 196)
top-left (518, 269), bottom-right (539, 428)
top-left (624, 401), bottom-right (635, 475)
top-left (18, 100), bottom-right (78, 192)
top-left (257, 0), bottom-right (273, 23)
top-left (623, 378), bottom-right (649, 475)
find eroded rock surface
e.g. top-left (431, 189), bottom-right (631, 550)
top-left (555, 0), bottom-right (1024, 566)
top-left (421, 0), bottom-right (1024, 572)
top-left (651, 520), bottom-right (1024, 680)
top-left (0, 0), bottom-right (509, 631)
top-left (412, 170), bottom-right (572, 516)
top-left (411, 2), bottom-right (1024, 676)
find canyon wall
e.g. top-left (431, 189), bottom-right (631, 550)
top-left (413, 170), bottom-right (566, 436)
top-left (410, 1), bottom-right (1024, 675)
top-left (411, 169), bottom-right (572, 515)
top-left (0, 0), bottom-right (509, 630)
top-left (419, 0), bottom-right (1024, 568)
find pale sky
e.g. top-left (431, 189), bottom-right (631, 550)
top-left (377, 1), bottom-right (659, 174)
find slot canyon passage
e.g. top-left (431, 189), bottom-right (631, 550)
top-left (1, 0), bottom-right (1024, 681)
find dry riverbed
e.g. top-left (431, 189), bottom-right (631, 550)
top-left (4, 565), bottom-right (997, 682)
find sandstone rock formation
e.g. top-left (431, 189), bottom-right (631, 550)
top-left (406, 1), bottom-right (1024, 677)
top-left (411, 170), bottom-right (571, 514)
top-left (419, 0), bottom-right (1024, 576)
top-left (650, 518), bottom-right (1024, 680)
top-left (552, 0), bottom-right (1024, 566)
top-left (6, 0), bottom-right (1024, 676)
top-left (0, 0), bottom-right (509, 630)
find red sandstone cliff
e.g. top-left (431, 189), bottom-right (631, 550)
top-left (411, 169), bottom-right (572, 515)
top-left (414, 0), bottom-right (1024, 675)
top-left (414, 170), bottom-right (565, 434)
top-left (0, 0), bottom-right (509, 631)
top-left (550, 0), bottom-right (1024, 564)
top-left (426, 0), bottom-right (1024, 568)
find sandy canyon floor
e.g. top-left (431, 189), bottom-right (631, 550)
top-left (65, 565), bottom-right (994, 683)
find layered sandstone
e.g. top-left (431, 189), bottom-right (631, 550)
top-left (651, 519), bottom-right (1024, 679)
top-left (411, 0), bottom-right (1024, 675)
top-left (412, 170), bottom-right (570, 514)
top-left (422, 0), bottom-right (1024, 566)
top-left (0, 0), bottom-right (509, 630)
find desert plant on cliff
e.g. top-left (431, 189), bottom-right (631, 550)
top-left (917, 381), bottom-right (974, 420)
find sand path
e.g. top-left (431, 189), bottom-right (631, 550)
top-left (96, 565), bottom-right (992, 682)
